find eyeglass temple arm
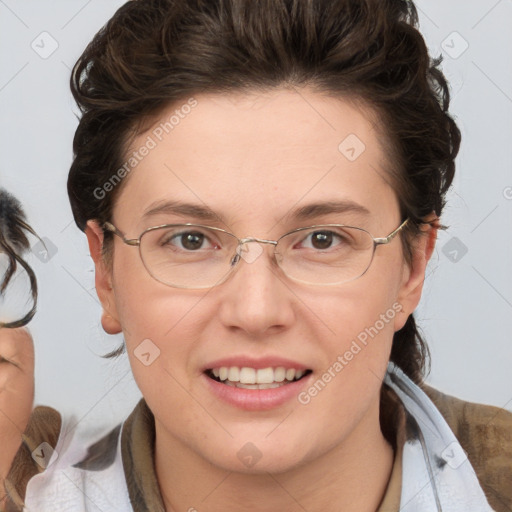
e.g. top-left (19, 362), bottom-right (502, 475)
top-left (373, 218), bottom-right (409, 245)
top-left (102, 221), bottom-right (140, 246)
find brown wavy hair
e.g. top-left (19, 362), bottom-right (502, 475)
top-left (0, 189), bottom-right (38, 329)
top-left (67, 0), bottom-right (461, 385)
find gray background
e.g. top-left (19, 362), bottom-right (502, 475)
top-left (0, 0), bottom-right (511, 430)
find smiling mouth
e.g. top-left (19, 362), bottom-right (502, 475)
top-left (206, 366), bottom-right (312, 389)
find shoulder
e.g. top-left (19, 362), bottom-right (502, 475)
top-left (422, 384), bottom-right (512, 512)
top-left (10, 406), bottom-right (132, 512)
top-left (4, 405), bottom-right (62, 510)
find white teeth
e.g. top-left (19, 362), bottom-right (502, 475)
top-left (239, 367), bottom-right (256, 384)
top-left (285, 369), bottom-right (296, 381)
top-left (210, 366), bottom-right (308, 385)
top-left (256, 367), bottom-right (274, 384)
top-left (274, 367), bottom-right (286, 382)
top-left (219, 367), bottom-right (229, 381)
top-left (262, 383), bottom-right (281, 389)
top-left (226, 382), bottom-right (284, 390)
top-left (227, 367), bottom-right (240, 381)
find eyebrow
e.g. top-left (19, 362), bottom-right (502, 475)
top-left (291, 200), bottom-right (371, 221)
top-left (141, 199), bottom-right (371, 224)
top-left (142, 200), bottom-right (224, 222)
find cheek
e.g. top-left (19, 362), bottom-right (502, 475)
top-left (111, 245), bottom-right (203, 340)
top-left (115, 286), bottom-right (205, 367)
top-left (292, 284), bottom-right (401, 454)
top-left (109, 253), bottom-right (208, 391)
top-left (117, 290), bottom-right (208, 427)
top-left (303, 259), bottom-right (404, 349)
top-left (299, 267), bottom-right (403, 387)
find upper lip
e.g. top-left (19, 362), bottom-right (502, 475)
top-left (203, 356), bottom-right (310, 372)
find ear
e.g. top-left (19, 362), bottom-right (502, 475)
top-left (394, 217), bottom-right (438, 331)
top-left (85, 220), bottom-right (122, 335)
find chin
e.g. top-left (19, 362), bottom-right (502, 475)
top-left (193, 431), bottom-right (315, 476)
top-left (214, 450), bottom-right (309, 476)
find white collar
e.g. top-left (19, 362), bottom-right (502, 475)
top-left (25, 363), bottom-right (495, 511)
top-left (385, 362), bottom-right (495, 511)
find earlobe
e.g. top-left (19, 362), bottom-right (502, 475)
top-left (101, 309), bottom-right (122, 335)
top-left (85, 220), bottom-right (122, 335)
top-left (394, 219), bottom-right (438, 332)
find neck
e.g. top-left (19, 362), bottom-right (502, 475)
top-left (154, 398), bottom-right (395, 512)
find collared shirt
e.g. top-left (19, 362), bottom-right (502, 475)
top-left (4, 366), bottom-right (512, 511)
top-left (118, 395), bottom-right (406, 511)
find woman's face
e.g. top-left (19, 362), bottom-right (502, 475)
top-left (88, 87), bottom-right (429, 473)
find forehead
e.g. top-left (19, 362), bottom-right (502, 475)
top-left (115, 87), bottom-right (399, 233)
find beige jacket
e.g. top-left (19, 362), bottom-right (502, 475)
top-left (3, 384), bottom-right (511, 511)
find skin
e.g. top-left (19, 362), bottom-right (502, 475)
top-left (0, 327), bottom-right (34, 505)
top-left (86, 87), bottom-right (436, 512)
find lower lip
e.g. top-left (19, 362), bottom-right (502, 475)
top-left (202, 373), bottom-right (312, 411)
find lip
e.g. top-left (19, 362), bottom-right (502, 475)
top-left (202, 356), bottom-right (310, 372)
top-left (202, 370), bottom-right (313, 411)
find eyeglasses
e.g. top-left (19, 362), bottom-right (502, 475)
top-left (102, 218), bottom-right (409, 289)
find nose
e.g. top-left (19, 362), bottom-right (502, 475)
top-left (216, 240), bottom-right (296, 338)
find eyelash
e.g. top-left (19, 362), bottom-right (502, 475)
top-left (162, 229), bottom-right (349, 252)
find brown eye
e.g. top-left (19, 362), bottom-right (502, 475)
top-left (159, 230), bottom-right (213, 251)
top-left (299, 230), bottom-right (347, 251)
top-left (310, 231), bottom-right (333, 250)
top-left (180, 232), bottom-right (205, 250)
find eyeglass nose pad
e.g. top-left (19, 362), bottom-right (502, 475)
top-left (235, 240), bottom-right (264, 264)
top-left (230, 252), bottom-right (241, 267)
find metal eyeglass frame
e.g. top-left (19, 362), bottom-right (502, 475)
top-left (102, 218), bottom-right (409, 288)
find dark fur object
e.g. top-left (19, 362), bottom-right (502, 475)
top-left (0, 188), bottom-right (38, 328)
